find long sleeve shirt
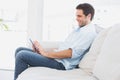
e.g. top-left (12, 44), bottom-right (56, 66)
top-left (55, 23), bottom-right (98, 70)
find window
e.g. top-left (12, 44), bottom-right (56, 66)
top-left (43, 0), bottom-right (77, 42)
top-left (0, 0), bottom-right (28, 70)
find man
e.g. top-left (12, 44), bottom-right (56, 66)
top-left (14, 3), bottom-right (97, 80)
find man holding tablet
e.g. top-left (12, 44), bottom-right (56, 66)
top-left (14, 3), bottom-right (97, 80)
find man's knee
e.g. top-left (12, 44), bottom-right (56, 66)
top-left (15, 50), bottom-right (27, 60)
top-left (15, 47), bottom-right (28, 57)
top-left (15, 47), bottom-right (23, 56)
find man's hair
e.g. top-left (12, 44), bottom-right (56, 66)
top-left (76, 3), bottom-right (95, 20)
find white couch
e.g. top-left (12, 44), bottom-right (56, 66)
top-left (17, 24), bottom-right (120, 80)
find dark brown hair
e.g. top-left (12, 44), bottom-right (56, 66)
top-left (76, 3), bottom-right (95, 20)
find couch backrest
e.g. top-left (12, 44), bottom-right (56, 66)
top-left (79, 26), bottom-right (109, 73)
top-left (93, 24), bottom-right (120, 80)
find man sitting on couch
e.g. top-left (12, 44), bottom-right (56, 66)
top-left (14, 3), bottom-right (97, 80)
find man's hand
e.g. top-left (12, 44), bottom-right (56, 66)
top-left (33, 40), bottom-right (46, 55)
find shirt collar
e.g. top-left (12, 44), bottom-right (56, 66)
top-left (80, 22), bottom-right (94, 30)
top-left (75, 22), bottom-right (93, 32)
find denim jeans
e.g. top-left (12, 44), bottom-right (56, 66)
top-left (14, 47), bottom-right (65, 80)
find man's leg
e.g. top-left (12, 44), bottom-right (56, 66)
top-left (15, 47), bottom-right (33, 57)
top-left (14, 50), bottom-right (65, 80)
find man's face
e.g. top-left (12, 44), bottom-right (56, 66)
top-left (76, 9), bottom-right (90, 27)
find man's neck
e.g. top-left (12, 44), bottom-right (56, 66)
top-left (80, 21), bottom-right (91, 28)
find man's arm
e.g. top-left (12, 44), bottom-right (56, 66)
top-left (33, 40), bottom-right (72, 59)
top-left (41, 49), bottom-right (72, 59)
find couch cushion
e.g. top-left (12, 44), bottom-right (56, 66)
top-left (93, 24), bottom-right (120, 80)
top-left (17, 67), bottom-right (97, 80)
top-left (79, 27), bottom-right (110, 73)
top-left (105, 64), bottom-right (120, 80)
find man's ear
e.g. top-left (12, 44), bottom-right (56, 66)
top-left (87, 14), bottom-right (91, 20)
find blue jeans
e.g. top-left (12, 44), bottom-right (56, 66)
top-left (14, 47), bottom-right (65, 80)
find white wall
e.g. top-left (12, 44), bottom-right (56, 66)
top-left (27, 0), bottom-right (120, 48)
top-left (27, 0), bottom-right (43, 42)
top-left (27, 0), bottom-right (60, 48)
